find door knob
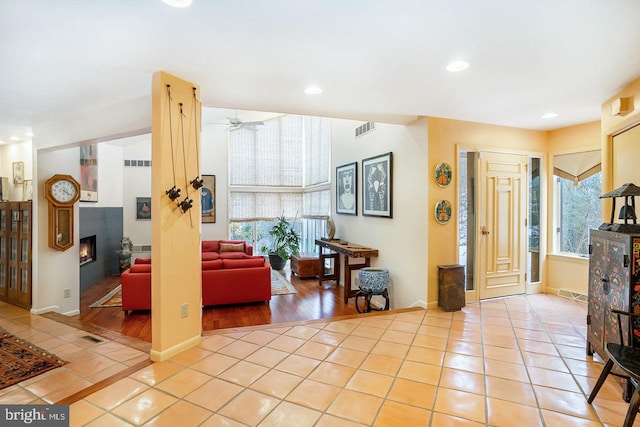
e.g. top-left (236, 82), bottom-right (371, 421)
top-left (481, 226), bottom-right (490, 236)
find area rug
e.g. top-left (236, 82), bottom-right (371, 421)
top-left (89, 284), bottom-right (122, 308)
top-left (271, 270), bottom-right (297, 295)
top-left (0, 327), bottom-right (67, 390)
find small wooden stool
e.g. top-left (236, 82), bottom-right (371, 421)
top-left (291, 253), bottom-right (320, 278)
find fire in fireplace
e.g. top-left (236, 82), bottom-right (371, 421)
top-left (80, 235), bottom-right (96, 266)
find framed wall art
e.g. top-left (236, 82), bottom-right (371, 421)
top-left (336, 162), bottom-right (357, 215)
top-left (362, 152), bottom-right (392, 218)
top-left (435, 199), bottom-right (452, 224)
top-left (435, 162), bottom-right (452, 187)
top-left (80, 144), bottom-right (98, 201)
top-left (201, 174), bottom-right (216, 223)
top-left (23, 179), bottom-right (33, 201)
top-left (136, 197), bottom-right (151, 220)
top-left (12, 161), bottom-right (24, 184)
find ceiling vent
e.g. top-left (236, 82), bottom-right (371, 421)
top-left (355, 122), bottom-right (376, 138)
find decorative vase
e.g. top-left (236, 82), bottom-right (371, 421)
top-left (358, 268), bottom-right (389, 293)
top-left (326, 217), bottom-right (336, 240)
top-left (268, 253), bottom-right (287, 270)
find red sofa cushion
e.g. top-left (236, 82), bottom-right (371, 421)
top-left (129, 264), bottom-right (151, 273)
top-left (202, 260), bottom-right (223, 270)
top-left (222, 258), bottom-right (265, 269)
top-left (202, 240), bottom-right (220, 253)
top-left (135, 258), bottom-right (151, 264)
top-left (202, 252), bottom-right (220, 261)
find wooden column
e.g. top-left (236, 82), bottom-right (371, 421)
top-left (150, 71), bottom-right (202, 361)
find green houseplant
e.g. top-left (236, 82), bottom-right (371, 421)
top-left (261, 215), bottom-right (301, 270)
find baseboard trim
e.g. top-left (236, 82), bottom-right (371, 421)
top-left (150, 334), bottom-right (201, 362)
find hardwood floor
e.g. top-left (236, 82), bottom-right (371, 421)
top-left (70, 265), bottom-right (359, 344)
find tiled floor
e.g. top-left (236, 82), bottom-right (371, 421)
top-left (2, 294), bottom-right (640, 426)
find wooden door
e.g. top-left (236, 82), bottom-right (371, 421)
top-left (477, 151), bottom-right (527, 299)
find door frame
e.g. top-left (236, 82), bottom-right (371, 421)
top-left (456, 145), bottom-right (546, 303)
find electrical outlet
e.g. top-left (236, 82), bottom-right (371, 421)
top-left (181, 303), bottom-right (188, 318)
top-left (64, 288), bottom-right (71, 298)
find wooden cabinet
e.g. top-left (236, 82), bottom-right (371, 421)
top-left (0, 201), bottom-right (32, 309)
top-left (587, 228), bottom-right (640, 359)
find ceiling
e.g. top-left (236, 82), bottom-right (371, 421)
top-left (1, 0), bottom-right (640, 145)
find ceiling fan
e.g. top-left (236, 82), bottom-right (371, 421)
top-left (207, 112), bottom-right (264, 132)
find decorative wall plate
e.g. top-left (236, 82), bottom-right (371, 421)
top-left (435, 162), bottom-right (452, 187)
top-left (435, 199), bottom-right (452, 224)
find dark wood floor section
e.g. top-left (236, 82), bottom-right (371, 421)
top-left (60, 266), bottom-right (360, 346)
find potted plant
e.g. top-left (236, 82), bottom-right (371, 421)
top-left (261, 215), bottom-right (301, 270)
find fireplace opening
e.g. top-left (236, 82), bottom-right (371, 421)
top-left (80, 235), bottom-right (96, 266)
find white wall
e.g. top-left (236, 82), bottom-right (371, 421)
top-left (122, 137), bottom-right (152, 248)
top-left (331, 117), bottom-right (429, 308)
top-left (35, 147), bottom-right (81, 314)
top-left (200, 121), bottom-right (231, 239)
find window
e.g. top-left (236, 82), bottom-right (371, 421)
top-left (553, 150), bottom-right (602, 256)
top-left (228, 114), bottom-right (331, 253)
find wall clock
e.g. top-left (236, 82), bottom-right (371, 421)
top-left (44, 174), bottom-right (81, 251)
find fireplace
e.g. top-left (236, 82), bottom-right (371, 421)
top-left (80, 235), bottom-right (96, 266)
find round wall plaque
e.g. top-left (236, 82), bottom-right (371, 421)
top-left (435, 162), bottom-right (452, 187)
top-left (435, 199), bottom-right (452, 224)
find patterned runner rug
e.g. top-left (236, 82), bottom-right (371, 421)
top-left (0, 327), bottom-right (67, 390)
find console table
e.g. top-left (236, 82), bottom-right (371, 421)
top-left (315, 239), bottom-right (379, 303)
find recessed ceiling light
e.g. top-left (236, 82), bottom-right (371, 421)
top-left (9, 135), bottom-right (20, 141)
top-left (304, 86), bottom-right (323, 95)
top-left (25, 131), bottom-right (33, 137)
top-left (161, 0), bottom-right (192, 8)
top-left (541, 112), bottom-right (558, 119)
top-left (446, 61), bottom-right (470, 72)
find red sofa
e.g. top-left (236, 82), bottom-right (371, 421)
top-left (120, 240), bottom-right (272, 312)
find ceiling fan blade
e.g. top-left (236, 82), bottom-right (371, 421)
top-left (242, 121), bottom-right (264, 126)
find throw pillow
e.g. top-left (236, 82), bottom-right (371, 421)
top-left (222, 258), bottom-right (264, 269)
top-left (219, 242), bottom-right (245, 253)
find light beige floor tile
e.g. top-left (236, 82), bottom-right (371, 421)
top-left (218, 389), bottom-right (281, 426)
top-left (439, 367), bottom-right (484, 395)
top-left (217, 339), bottom-right (261, 359)
top-left (446, 339), bottom-right (483, 357)
top-left (430, 412), bottom-right (485, 426)
top-left (486, 397), bottom-right (543, 427)
top-left (308, 361), bottom-right (356, 387)
top-left (275, 354), bottom-right (321, 377)
top-left (386, 377), bottom-right (436, 409)
top-left (518, 338), bottom-right (559, 356)
top-left (189, 352), bottom-right (239, 376)
top-left (285, 325), bottom-right (321, 340)
top-left (199, 334), bottom-right (236, 352)
top-left (266, 334), bottom-right (307, 353)
top-left (240, 329), bottom-right (281, 346)
top-left (533, 385), bottom-right (599, 420)
top-left (338, 335), bottom-right (377, 352)
top-left (483, 344), bottom-right (523, 364)
top-left (250, 369), bottom-right (304, 398)
top-left (325, 347), bottom-right (368, 368)
top-left (155, 367), bottom-right (213, 398)
top-left (443, 352), bottom-right (484, 373)
top-left (217, 360), bottom-right (269, 387)
top-left (184, 378), bottom-right (244, 411)
top-left (484, 359), bottom-right (529, 382)
top-left (69, 400), bottom-right (106, 427)
top-left (324, 321), bottom-right (358, 335)
top-left (294, 340), bottom-right (335, 360)
top-left (245, 346), bottom-right (291, 368)
top-left (359, 353), bottom-right (403, 376)
top-left (259, 401), bottom-right (321, 427)
top-left (411, 334), bottom-right (448, 351)
top-left (85, 377), bottom-right (148, 410)
top-left (369, 340), bottom-right (409, 359)
top-left (485, 376), bottom-right (537, 406)
top-left (144, 400), bottom-right (212, 426)
top-left (327, 389), bottom-right (383, 425)
top-left (285, 378), bottom-right (341, 411)
top-left (315, 413), bottom-right (368, 427)
top-left (168, 346), bottom-right (212, 366)
top-left (311, 330), bottom-right (348, 346)
top-left (128, 361), bottom-right (184, 386)
top-left (350, 325), bottom-right (385, 340)
top-left (397, 360), bottom-right (441, 385)
top-left (200, 414), bottom-right (246, 427)
top-left (345, 370), bottom-right (394, 397)
top-left (433, 387), bottom-right (486, 424)
top-left (522, 351), bottom-right (569, 372)
top-left (111, 389), bottom-right (178, 425)
top-left (85, 412), bottom-right (134, 427)
top-left (527, 366), bottom-right (582, 393)
top-left (374, 400), bottom-right (430, 427)
top-left (541, 409), bottom-right (605, 427)
top-left (388, 320), bottom-right (421, 333)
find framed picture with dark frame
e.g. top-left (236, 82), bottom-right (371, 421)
top-left (136, 197), bottom-right (151, 220)
top-left (336, 162), bottom-right (357, 215)
top-left (201, 174), bottom-right (216, 223)
top-left (362, 152), bottom-right (393, 218)
top-left (12, 161), bottom-right (24, 184)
